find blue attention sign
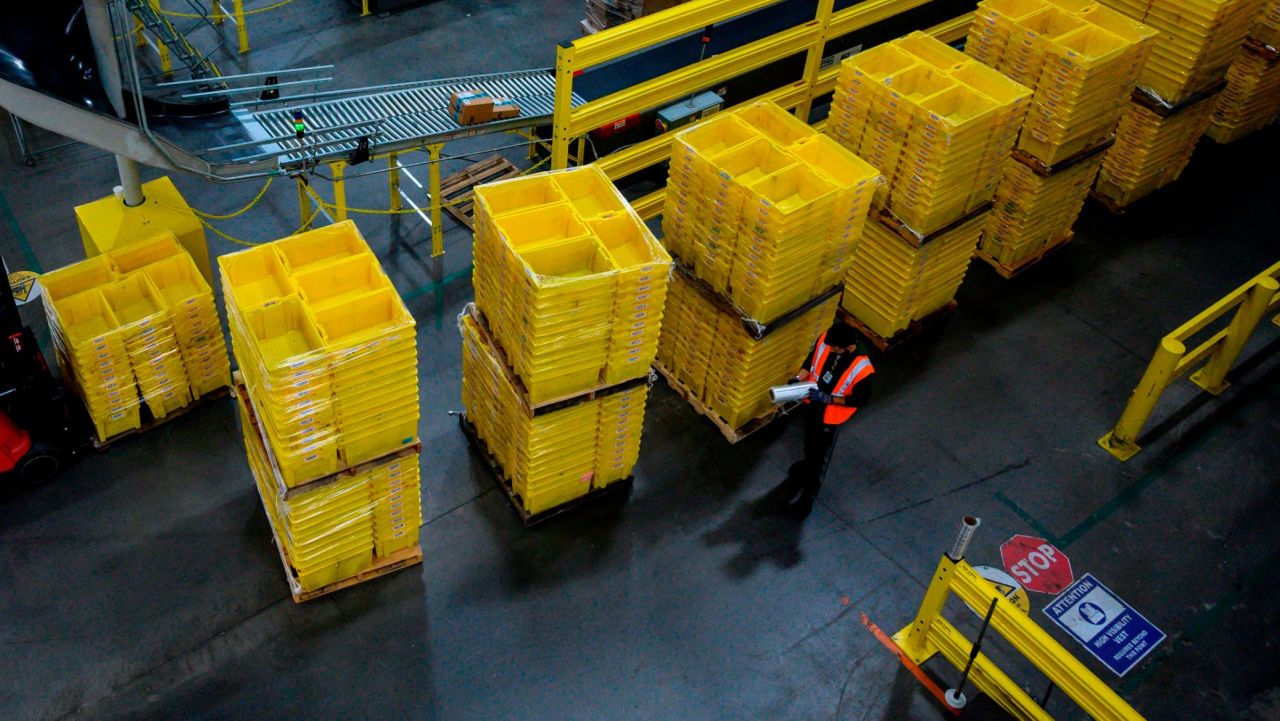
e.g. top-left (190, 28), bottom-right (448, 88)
top-left (1043, 573), bottom-right (1166, 677)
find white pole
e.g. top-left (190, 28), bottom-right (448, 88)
top-left (115, 155), bottom-right (145, 207)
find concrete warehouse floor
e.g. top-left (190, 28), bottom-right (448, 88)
top-left (2, 2), bottom-right (1279, 720)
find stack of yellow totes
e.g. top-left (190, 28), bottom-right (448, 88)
top-left (466, 166), bottom-right (669, 516)
top-left (221, 220), bottom-right (422, 598)
top-left (968, 0), bottom-right (1156, 162)
top-left (1254, 0), bottom-right (1280, 45)
top-left (1097, 0), bottom-right (1260, 105)
top-left (1094, 89), bottom-right (1221, 206)
top-left (1206, 41), bottom-right (1280, 143)
top-left (828, 32), bottom-right (1031, 237)
top-left (655, 272), bottom-right (841, 435)
top-left (662, 101), bottom-right (881, 322)
top-left (39, 232), bottom-right (230, 443)
top-left (472, 166), bottom-right (671, 404)
top-left (981, 149), bottom-right (1107, 268)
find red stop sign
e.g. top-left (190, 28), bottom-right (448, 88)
top-left (999, 535), bottom-right (1073, 595)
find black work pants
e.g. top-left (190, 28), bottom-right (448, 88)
top-left (798, 403), bottom-right (841, 495)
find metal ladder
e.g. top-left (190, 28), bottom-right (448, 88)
top-left (125, 0), bottom-right (222, 79)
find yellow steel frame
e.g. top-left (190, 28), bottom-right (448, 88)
top-left (1099, 261), bottom-right (1280, 460)
top-left (556, 0), bottom-right (976, 219)
top-left (896, 556), bottom-right (1148, 721)
top-left (210, 0), bottom-right (251, 54)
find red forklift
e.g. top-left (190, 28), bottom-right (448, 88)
top-left (0, 253), bottom-right (83, 490)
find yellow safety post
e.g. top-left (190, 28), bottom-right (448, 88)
top-left (234, 0), bottom-right (249, 53)
top-left (296, 176), bottom-right (312, 231)
top-left (551, 43), bottom-right (577, 170)
top-left (894, 518), bottom-right (1148, 721)
top-left (212, 0), bottom-right (224, 24)
top-left (362, 0), bottom-right (371, 16)
top-left (134, 15), bottom-right (147, 47)
top-left (330, 160), bottom-right (348, 221)
top-left (1099, 263), bottom-right (1280, 461)
top-left (427, 144), bottom-right (444, 257)
top-left (388, 153), bottom-right (401, 212)
top-left (147, 0), bottom-right (174, 74)
top-left (1189, 277), bottom-right (1279, 395)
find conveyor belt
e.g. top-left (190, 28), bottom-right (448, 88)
top-left (234, 69), bottom-right (581, 168)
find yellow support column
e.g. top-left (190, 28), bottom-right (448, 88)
top-left (551, 44), bottom-right (577, 170)
top-left (234, 0), bottom-right (249, 53)
top-left (148, 0), bottom-right (173, 74)
top-left (134, 15), bottom-right (146, 48)
top-left (797, 0), bottom-right (837, 121)
top-left (296, 177), bottom-right (313, 231)
top-left (330, 160), bottom-right (348, 221)
top-left (1190, 277), bottom-right (1280, 395)
top-left (212, 0), bottom-right (224, 25)
top-left (427, 144), bottom-right (444, 257)
top-left (362, 0), bottom-right (371, 16)
top-left (388, 153), bottom-right (401, 212)
top-left (1098, 337), bottom-right (1186, 461)
top-left (895, 556), bottom-right (957, 664)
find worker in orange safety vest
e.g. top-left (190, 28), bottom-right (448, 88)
top-left (776, 321), bottom-right (875, 518)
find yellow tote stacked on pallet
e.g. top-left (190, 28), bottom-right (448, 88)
top-left (39, 232), bottom-right (230, 443)
top-left (965, 0), bottom-right (1155, 273)
top-left (1255, 0), bottom-right (1280, 44)
top-left (663, 102), bottom-right (881, 322)
top-left (465, 166), bottom-right (669, 517)
top-left (656, 272), bottom-right (840, 431)
top-left (1206, 41), bottom-right (1280, 143)
top-left (828, 33), bottom-right (1030, 237)
top-left (222, 220), bottom-right (422, 599)
top-left (1095, 92), bottom-right (1220, 205)
top-left (828, 33), bottom-right (1030, 339)
top-left (1090, 0), bottom-right (1260, 206)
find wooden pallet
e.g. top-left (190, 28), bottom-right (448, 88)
top-left (83, 383), bottom-right (231, 451)
top-left (669, 260), bottom-right (842, 340)
top-left (462, 303), bottom-right (653, 415)
top-left (232, 374), bottom-right (423, 500)
top-left (1088, 189), bottom-right (1129, 215)
top-left (652, 359), bottom-right (798, 444)
top-left (439, 155), bottom-right (522, 230)
top-left (837, 301), bottom-right (958, 352)
top-left (873, 202), bottom-right (993, 248)
top-left (976, 232), bottom-right (1073, 280)
top-left (458, 415), bottom-right (632, 527)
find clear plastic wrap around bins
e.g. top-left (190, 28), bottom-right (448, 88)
top-left (826, 33), bottom-right (1031, 237)
top-left (662, 102), bottom-right (882, 322)
top-left (842, 211), bottom-right (988, 340)
top-left (980, 150), bottom-right (1105, 266)
top-left (1206, 43), bottom-right (1280, 144)
top-left (471, 166), bottom-right (671, 405)
top-left (1093, 0), bottom-right (1261, 105)
top-left (656, 273), bottom-right (839, 431)
top-left (965, 0), bottom-right (1157, 164)
top-left (38, 232), bottom-right (231, 442)
top-left (1095, 92), bottom-right (1218, 206)
top-left (236, 385), bottom-right (421, 595)
top-left (219, 221), bottom-right (420, 487)
top-left (460, 309), bottom-right (643, 515)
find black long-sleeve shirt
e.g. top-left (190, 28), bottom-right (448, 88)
top-left (800, 345), bottom-right (874, 409)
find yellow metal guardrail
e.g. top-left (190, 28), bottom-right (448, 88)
top-left (1099, 261), bottom-right (1280, 461)
top-left (892, 518), bottom-right (1147, 721)
top-left (554, 0), bottom-right (975, 218)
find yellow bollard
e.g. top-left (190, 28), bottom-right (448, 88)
top-left (331, 160), bottom-right (348, 221)
top-left (362, 0), bottom-right (371, 15)
top-left (1191, 276), bottom-right (1280, 395)
top-left (296, 177), bottom-right (312, 231)
top-left (212, 0), bottom-right (223, 25)
top-left (234, 0), bottom-right (249, 53)
top-left (1098, 336), bottom-right (1186, 461)
top-left (427, 144), bottom-right (444, 258)
top-left (388, 154), bottom-right (401, 212)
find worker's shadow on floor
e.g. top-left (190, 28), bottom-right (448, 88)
top-left (701, 481), bottom-right (806, 578)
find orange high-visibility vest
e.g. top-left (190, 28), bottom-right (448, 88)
top-left (799, 333), bottom-right (874, 425)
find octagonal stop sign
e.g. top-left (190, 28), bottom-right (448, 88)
top-left (1000, 535), bottom-right (1074, 595)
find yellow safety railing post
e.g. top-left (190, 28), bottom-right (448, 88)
top-left (361, 0), bottom-right (371, 16)
top-left (1098, 337), bottom-right (1185, 461)
top-left (388, 153), bottom-right (401, 212)
top-left (552, 43), bottom-right (577, 170)
top-left (147, 0), bottom-right (174, 74)
top-left (212, 0), bottom-right (224, 25)
top-left (895, 555), bottom-right (957, 663)
top-left (296, 176), bottom-right (312, 231)
top-left (234, 0), bottom-right (249, 53)
top-left (428, 144), bottom-right (444, 257)
top-left (796, 0), bottom-right (837, 121)
top-left (330, 160), bottom-right (348, 221)
top-left (134, 15), bottom-right (147, 47)
top-left (1190, 276), bottom-right (1280, 395)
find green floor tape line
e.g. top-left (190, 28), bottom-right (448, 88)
top-left (0, 187), bottom-right (43, 273)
